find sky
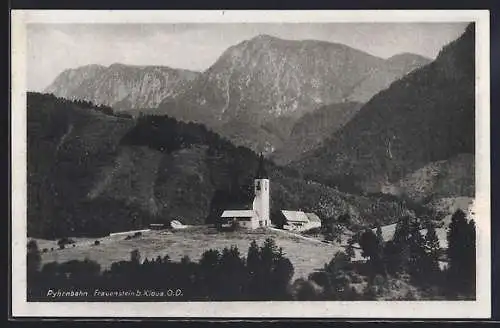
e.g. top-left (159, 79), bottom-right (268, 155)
top-left (26, 22), bottom-right (469, 92)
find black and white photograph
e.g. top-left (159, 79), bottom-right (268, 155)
top-left (10, 10), bottom-right (491, 318)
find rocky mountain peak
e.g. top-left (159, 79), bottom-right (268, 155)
top-left (44, 64), bottom-right (200, 110)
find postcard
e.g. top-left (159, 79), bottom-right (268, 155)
top-left (10, 9), bottom-right (491, 318)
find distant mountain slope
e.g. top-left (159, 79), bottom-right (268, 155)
top-left (271, 102), bottom-right (363, 165)
top-left (44, 64), bottom-right (200, 110)
top-left (292, 24), bottom-right (474, 195)
top-left (27, 93), bottom-right (418, 239)
top-left (346, 53), bottom-right (431, 103)
top-left (385, 53), bottom-right (433, 73)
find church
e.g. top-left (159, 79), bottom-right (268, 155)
top-left (220, 154), bottom-right (271, 229)
top-left (220, 155), bottom-right (320, 231)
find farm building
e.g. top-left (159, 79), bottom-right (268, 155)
top-left (305, 213), bottom-right (322, 226)
top-left (220, 210), bottom-right (259, 229)
top-left (149, 223), bottom-right (166, 230)
top-left (170, 220), bottom-right (188, 230)
top-left (281, 210), bottom-right (322, 232)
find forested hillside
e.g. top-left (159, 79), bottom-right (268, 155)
top-left (292, 24), bottom-right (475, 197)
top-left (27, 93), bottom-right (417, 238)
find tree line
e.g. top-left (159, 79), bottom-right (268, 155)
top-left (34, 93), bottom-right (134, 119)
top-left (28, 238), bottom-right (293, 301)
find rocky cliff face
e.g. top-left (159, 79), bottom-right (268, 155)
top-left (44, 64), bottom-right (200, 110)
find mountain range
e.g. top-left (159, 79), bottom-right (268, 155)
top-left (44, 35), bottom-right (430, 154)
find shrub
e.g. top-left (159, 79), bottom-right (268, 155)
top-left (57, 237), bottom-right (75, 249)
top-left (404, 289), bottom-right (417, 300)
top-left (292, 278), bottom-right (318, 301)
top-left (350, 273), bottom-right (363, 284)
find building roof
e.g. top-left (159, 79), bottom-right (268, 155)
top-left (170, 220), bottom-right (185, 227)
top-left (305, 212), bottom-right (321, 223)
top-left (221, 210), bottom-right (256, 218)
top-left (371, 223), bottom-right (397, 242)
top-left (281, 210), bottom-right (309, 223)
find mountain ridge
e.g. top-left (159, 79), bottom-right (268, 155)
top-left (44, 35), bottom-right (430, 154)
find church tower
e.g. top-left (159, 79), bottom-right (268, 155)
top-left (252, 154), bottom-right (270, 227)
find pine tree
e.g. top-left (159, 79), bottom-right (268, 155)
top-left (359, 229), bottom-right (378, 259)
top-left (447, 209), bottom-right (473, 295)
top-left (130, 249), bottom-right (141, 264)
top-left (393, 216), bottom-right (411, 245)
top-left (408, 220), bottom-right (426, 283)
top-left (376, 225), bottom-right (383, 246)
top-left (388, 216), bottom-right (411, 274)
top-left (346, 238), bottom-right (355, 260)
top-left (424, 222), bottom-right (441, 277)
top-left (27, 240), bottom-right (42, 299)
top-left (247, 240), bottom-right (260, 276)
top-left (246, 240), bottom-right (261, 298)
top-left (463, 219), bottom-right (476, 296)
top-left (359, 229), bottom-right (384, 275)
top-left (375, 225), bottom-right (384, 262)
top-left (27, 239), bottom-right (41, 273)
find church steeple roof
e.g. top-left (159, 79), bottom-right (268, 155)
top-left (255, 153), bottom-right (268, 179)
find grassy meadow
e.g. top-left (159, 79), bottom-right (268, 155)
top-left (34, 226), bottom-right (343, 280)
